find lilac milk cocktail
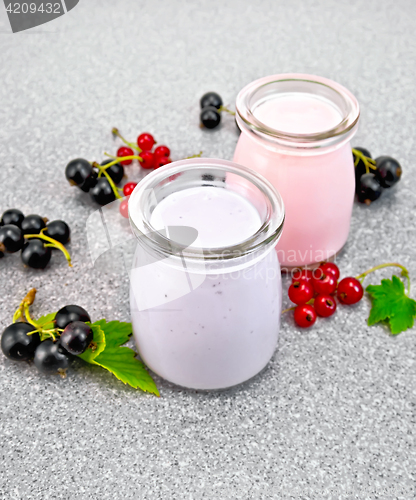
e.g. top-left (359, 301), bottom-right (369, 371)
top-left (128, 159), bottom-right (285, 390)
top-left (234, 74), bottom-right (360, 267)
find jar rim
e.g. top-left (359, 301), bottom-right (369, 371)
top-left (235, 73), bottom-right (360, 149)
top-left (128, 158), bottom-right (285, 262)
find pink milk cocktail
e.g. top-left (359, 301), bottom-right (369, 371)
top-left (128, 159), bottom-right (285, 390)
top-left (234, 74), bottom-right (360, 268)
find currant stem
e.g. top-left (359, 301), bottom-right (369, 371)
top-left (281, 306), bottom-right (296, 314)
top-left (112, 128), bottom-right (142, 152)
top-left (185, 151), bottom-right (203, 159)
top-left (102, 153), bottom-right (143, 164)
top-left (282, 298), bottom-right (315, 315)
top-left (24, 230), bottom-right (72, 267)
top-left (27, 326), bottom-right (64, 341)
top-left (12, 289), bottom-right (63, 341)
top-left (12, 289), bottom-right (37, 323)
top-left (12, 308), bottom-right (23, 323)
top-left (23, 302), bottom-right (41, 330)
top-left (219, 105), bottom-right (236, 116)
top-left (92, 162), bottom-right (123, 200)
top-left (355, 262), bottom-right (411, 294)
top-left (24, 288), bottom-right (37, 306)
top-left (352, 148), bottom-right (377, 174)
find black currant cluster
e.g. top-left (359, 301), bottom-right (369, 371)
top-left (65, 158), bottom-right (124, 206)
top-left (353, 148), bottom-right (402, 205)
top-left (1, 305), bottom-right (92, 375)
top-left (0, 209), bottom-right (71, 269)
top-left (199, 92), bottom-right (225, 129)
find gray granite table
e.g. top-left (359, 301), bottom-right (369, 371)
top-left (0, 0), bottom-right (415, 498)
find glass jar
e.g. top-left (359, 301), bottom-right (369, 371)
top-left (128, 158), bottom-right (285, 390)
top-left (234, 73), bottom-right (360, 268)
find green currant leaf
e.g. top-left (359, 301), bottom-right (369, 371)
top-left (92, 319), bottom-right (132, 349)
top-left (78, 319), bottom-right (158, 395)
top-left (366, 275), bottom-right (416, 335)
top-left (36, 312), bottom-right (56, 331)
top-left (94, 346), bottom-right (159, 396)
top-left (78, 323), bottom-right (106, 364)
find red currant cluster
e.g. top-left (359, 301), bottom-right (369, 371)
top-left (116, 132), bottom-right (172, 219)
top-left (288, 262), bottom-right (364, 328)
top-left (115, 131), bottom-right (171, 170)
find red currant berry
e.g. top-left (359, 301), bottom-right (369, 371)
top-left (288, 281), bottom-right (313, 305)
top-left (154, 156), bottom-right (172, 169)
top-left (318, 262), bottom-right (340, 280)
top-left (337, 277), bottom-right (364, 305)
top-left (154, 145), bottom-right (170, 158)
top-left (117, 147), bottom-right (134, 166)
top-left (292, 269), bottom-right (313, 284)
top-left (314, 294), bottom-right (337, 317)
top-left (294, 304), bottom-right (317, 328)
top-left (123, 182), bottom-right (137, 197)
top-left (139, 151), bottom-right (154, 169)
top-left (311, 272), bottom-right (337, 295)
top-left (119, 197), bottom-right (129, 219)
top-left (137, 133), bottom-right (155, 151)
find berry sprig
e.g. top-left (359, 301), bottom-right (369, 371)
top-left (285, 262), bottom-right (415, 335)
top-left (0, 209), bottom-right (71, 269)
top-left (1, 289), bottom-right (159, 394)
top-left (65, 156), bottom-right (141, 206)
top-left (112, 128), bottom-right (172, 170)
top-left (353, 147), bottom-right (402, 205)
top-left (199, 92), bottom-right (235, 130)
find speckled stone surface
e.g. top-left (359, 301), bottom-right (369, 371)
top-left (0, 1), bottom-right (415, 498)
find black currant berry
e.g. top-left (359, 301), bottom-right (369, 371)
top-left (34, 340), bottom-right (70, 374)
top-left (101, 160), bottom-right (124, 185)
top-left (0, 224), bottom-right (25, 253)
top-left (55, 305), bottom-right (91, 330)
top-left (375, 156), bottom-right (402, 188)
top-left (60, 321), bottom-right (93, 355)
top-left (44, 220), bottom-right (70, 245)
top-left (65, 158), bottom-right (98, 192)
top-left (200, 106), bottom-right (221, 129)
top-left (21, 239), bottom-right (52, 269)
top-left (200, 92), bottom-right (223, 110)
top-left (89, 169), bottom-right (98, 188)
top-left (21, 214), bottom-right (46, 235)
top-left (90, 177), bottom-right (116, 206)
top-left (1, 209), bottom-right (24, 228)
top-left (1, 322), bottom-right (40, 361)
top-left (356, 173), bottom-right (383, 204)
top-left (353, 147), bottom-right (373, 184)
top-left (354, 147), bottom-right (372, 158)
